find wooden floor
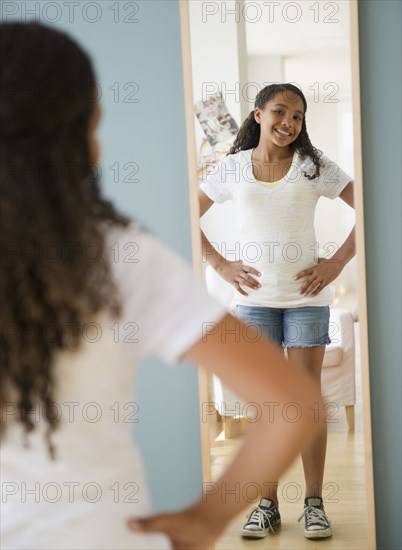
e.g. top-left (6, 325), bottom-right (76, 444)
top-left (209, 323), bottom-right (371, 549)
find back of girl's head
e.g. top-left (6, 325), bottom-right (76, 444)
top-left (0, 22), bottom-right (130, 453)
top-left (229, 83), bottom-right (322, 178)
top-left (1, 22), bottom-right (96, 142)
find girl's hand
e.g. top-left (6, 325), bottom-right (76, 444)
top-left (127, 506), bottom-right (224, 550)
top-left (294, 257), bottom-right (344, 296)
top-left (215, 259), bottom-right (261, 296)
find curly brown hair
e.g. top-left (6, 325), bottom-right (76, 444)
top-left (229, 83), bottom-right (323, 179)
top-left (0, 22), bottom-right (135, 457)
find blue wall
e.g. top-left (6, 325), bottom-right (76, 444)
top-left (2, 0), bottom-right (203, 512)
top-left (358, 2), bottom-right (402, 549)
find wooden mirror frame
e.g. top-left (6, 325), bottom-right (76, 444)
top-left (179, 1), bottom-right (376, 547)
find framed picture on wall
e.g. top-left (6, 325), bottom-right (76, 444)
top-left (194, 91), bottom-right (238, 146)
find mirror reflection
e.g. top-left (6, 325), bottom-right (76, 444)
top-left (188, 1), bottom-right (371, 548)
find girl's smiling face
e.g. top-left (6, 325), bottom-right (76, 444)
top-left (254, 91), bottom-right (305, 148)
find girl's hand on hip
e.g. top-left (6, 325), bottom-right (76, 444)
top-left (294, 258), bottom-right (344, 296)
top-left (127, 507), bottom-right (224, 550)
top-left (215, 259), bottom-right (261, 296)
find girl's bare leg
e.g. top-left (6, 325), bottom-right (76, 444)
top-left (259, 346), bottom-right (286, 506)
top-left (287, 346), bottom-right (327, 498)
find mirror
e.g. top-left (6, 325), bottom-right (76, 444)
top-left (180, 1), bottom-right (375, 548)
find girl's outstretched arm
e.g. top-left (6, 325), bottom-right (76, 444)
top-left (127, 312), bottom-right (325, 550)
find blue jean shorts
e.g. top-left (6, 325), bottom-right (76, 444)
top-left (235, 305), bottom-right (331, 348)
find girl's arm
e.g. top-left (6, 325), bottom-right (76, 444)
top-left (295, 181), bottom-right (356, 297)
top-left (330, 228), bottom-right (356, 270)
top-left (199, 189), bottom-right (261, 295)
top-left (331, 181), bottom-right (356, 266)
top-left (199, 189), bottom-right (226, 270)
top-left (128, 313), bottom-right (324, 549)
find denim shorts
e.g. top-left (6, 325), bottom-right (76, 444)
top-left (235, 305), bottom-right (331, 348)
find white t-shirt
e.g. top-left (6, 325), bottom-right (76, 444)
top-left (199, 148), bottom-right (352, 308)
top-left (0, 222), bottom-right (228, 550)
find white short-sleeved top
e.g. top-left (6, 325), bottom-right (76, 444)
top-left (0, 223), bottom-right (228, 550)
top-left (199, 148), bottom-right (352, 308)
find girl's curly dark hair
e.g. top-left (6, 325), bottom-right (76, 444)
top-left (0, 22), bottom-right (135, 457)
top-left (229, 83), bottom-right (323, 179)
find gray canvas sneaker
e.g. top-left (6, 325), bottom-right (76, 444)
top-left (298, 496), bottom-right (332, 539)
top-left (241, 498), bottom-right (281, 538)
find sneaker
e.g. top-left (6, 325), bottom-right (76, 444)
top-left (298, 496), bottom-right (332, 539)
top-left (241, 498), bottom-right (281, 538)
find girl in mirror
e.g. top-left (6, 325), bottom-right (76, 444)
top-left (199, 83), bottom-right (355, 540)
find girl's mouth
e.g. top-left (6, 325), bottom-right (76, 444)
top-left (274, 127), bottom-right (292, 139)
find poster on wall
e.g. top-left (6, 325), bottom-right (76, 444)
top-left (194, 92), bottom-right (238, 146)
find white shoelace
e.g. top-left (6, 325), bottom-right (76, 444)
top-left (245, 506), bottom-right (277, 533)
top-left (297, 505), bottom-right (331, 529)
